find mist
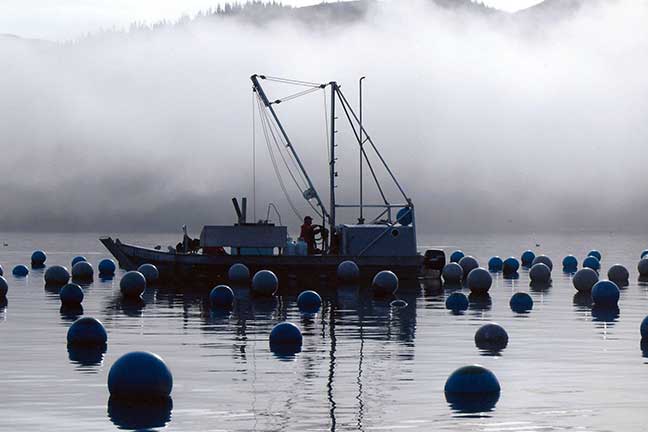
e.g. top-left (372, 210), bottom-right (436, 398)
top-left (1, 0), bottom-right (647, 235)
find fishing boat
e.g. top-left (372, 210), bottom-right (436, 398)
top-left (101, 74), bottom-right (445, 286)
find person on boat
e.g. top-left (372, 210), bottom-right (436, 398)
top-left (300, 216), bottom-right (320, 255)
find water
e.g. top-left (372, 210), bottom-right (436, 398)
top-left (1, 231), bottom-right (648, 431)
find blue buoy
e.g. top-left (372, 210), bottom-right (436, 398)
top-left (31, 250), bottom-right (47, 268)
top-left (458, 256), bottom-right (479, 278)
top-left (641, 250), bottom-right (648, 260)
top-left (72, 261), bottom-right (94, 282)
top-left (510, 292), bottom-right (533, 313)
top-left (503, 257), bottom-right (520, 276)
top-left (108, 351), bottom-right (173, 400)
top-left (521, 250), bottom-right (535, 267)
top-left (562, 255), bottom-right (578, 271)
top-left (591, 280), bottom-right (620, 306)
top-left (450, 250), bottom-right (465, 263)
top-left (638, 259), bottom-right (648, 277)
top-left (442, 263), bottom-right (463, 284)
top-left (269, 322), bottom-right (303, 354)
top-left (209, 285), bottom-right (234, 308)
top-left (67, 317), bottom-right (108, 346)
top-left (337, 260), bottom-right (360, 282)
top-left (45, 265), bottom-right (70, 286)
top-left (529, 263), bottom-right (551, 283)
top-left (120, 271), bottom-right (147, 299)
top-left (396, 207), bottom-right (413, 226)
top-left (572, 268), bottom-right (599, 292)
top-left (71, 256), bottom-right (87, 267)
top-left (228, 263), bottom-right (250, 283)
top-left (467, 267), bottom-right (492, 294)
top-left (252, 270), bottom-right (278, 296)
top-left (445, 292), bottom-right (469, 311)
top-left (488, 256), bottom-right (503, 272)
top-left (372, 270), bottom-right (399, 296)
top-left (12, 265), bottom-right (29, 277)
top-left (583, 256), bottom-right (600, 271)
top-left (475, 323), bottom-right (508, 351)
top-left (607, 264), bottom-right (629, 284)
top-left (444, 364), bottom-right (500, 397)
top-left (99, 258), bottom-right (117, 276)
top-left (297, 290), bottom-right (322, 313)
top-left (641, 316), bottom-right (648, 338)
top-left (0, 276), bottom-right (8, 297)
top-left (588, 250), bottom-right (602, 261)
top-left (531, 255), bottom-right (553, 271)
top-left (137, 264), bottom-right (159, 284)
top-left (60, 283), bottom-right (84, 306)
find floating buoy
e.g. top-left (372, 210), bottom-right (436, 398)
top-left (108, 352), bottom-right (173, 400)
top-left (531, 255), bottom-right (553, 271)
top-left (450, 250), bottom-right (465, 263)
top-left (60, 283), bottom-right (84, 306)
top-left (521, 250), bottom-right (535, 267)
top-left (641, 250), bottom-right (648, 260)
top-left (607, 264), bottom-right (629, 284)
top-left (72, 261), bottom-right (94, 282)
top-left (228, 263), bottom-right (250, 283)
top-left (252, 270), bottom-right (278, 296)
top-left (120, 271), bottom-right (147, 299)
top-left (641, 316), bottom-right (648, 338)
top-left (269, 322), bottom-right (303, 354)
top-left (0, 276), bottom-right (8, 297)
top-left (488, 256), bottom-right (503, 272)
top-left (502, 257), bottom-right (520, 276)
top-left (209, 285), bottom-right (234, 308)
top-left (45, 265), bottom-right (70, 286)
top-left (572, 268), bottom-right (599, 292)
top-left (297, 290), bottom-right (322, 313)
top-left (638, 259), bottom-right (648, 277)
top-left (510, 292), bottom-right (533, 313)
top-left (337, 260), bottom-right (360, 282)
top-left (98, 259), bottom-right (117, 276)
top-left (588, 250), bottom-right (602, 261)
top-left (31, 250), bottom-right (47, 268)
top-left (372, 270), bottom-right (399, 296)
top-left (444, 365), bottom-right (500, 409)
top-left (529, 263), bottom-right (551, 283)
top-left (583, 256), bottom-right (600, 271)
top-left (458, 256), bottom-right (479, 278)
top-left (396, 207), bottom-right (413, 226)
top-left (475, 323), bottom-right (508, 351)
top-left (442, 263), bottom-right (463, 284)
top-left (445, 292), bottom-right (469, 312)
top-left (466, 268), bottom-right (492, 294)
top-left (137, 264), bottom-right (159, 284)
top-left (591, 280), bottom-right (620, 306)
top-left (67, 317), bottom-right (108, 346)
top-left (562, 255), bottom-right (578, 272)
top-left (71, 256), bottom-right (87, 267)
top-left (12, 265), bottom-right (29, 277)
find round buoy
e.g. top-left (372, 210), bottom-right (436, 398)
top-left (297, 290), bottom-right (322, 313)
top-left (99, 258), bottom-right (117, 276)
top-left (228, 263), bottom-right (250, 283)
top-left (72, 261), bottom-right (94, 281)
top-left (562, 255), bottom-right (578, 272)
top-left (444, 364), bottom-right (500, 394)
top-left (521, 250), bottom-right (536, 267)
top-left (396, 207), bottom-right (413, 226)
top-left (529, 263), bottom-right (551, 283)
top-left (641, 316), bottom-right (648, 339)
top-left (641, 250), bottom-right (648, 260)
top-left (531, 255), bottom-right (553, 271)
top-left (638, 259), bottom-right (648, 277)
top-left (372, 270), bottom-right (399, 296)
top-left (120, 271), bottom-right (147, 299)
top-left (209, 285), bottom-right (234, 308)
top-left (44, 265), bottom-right (70, 286)
top-left (31, 250), bottom-right (47, 268)
top-left (488, 257), bottom-right (503, 272)
top-left (510, 292), bottom-right (533, 313)
top-left (269, 322), bottom-right (303, 354)
top-left (252, 270), bottom-right (278, 296)
top-left (607, 264), bottom-right (629, 284)
top-left (445, 292), bottom-right (469, 311)
top-left (591, 280), bottom-right (620, 306)
top-left (588, 250), bottom-right (602, 261)
top-left (60, 283), bottom-right (84, 306)
top-left (71, 256), bottom-right (87, 267)
top-left (466, 268), bottom-right (492, 294)
top-left (108, 352), bottom-right (173, 400)
top-left (12, 265), bottom-right (29, 277)
top-left (0, 276), bottom-right (8, 297)
top-left (475, 323), bottom-right (508, 351)
top-left (337, 260), bottom-right (360, 282)
top-left (458, 256), bottom-right (479, 278)
top-left (583, 256), bottom-right (600, 272)
top-left (572, 268), bottom-right (599, 292)
top-left (442, 263), bottom-right (463, 284)
top-left (137, 264), bottom-right (159, 284)
top-left (502, 257), bottom-right (520, 276)
top-left (67, 317), bottom-right (108, 346)
top-left (450, 250), bottom-right (465, 263)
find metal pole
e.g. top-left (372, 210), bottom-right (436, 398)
top-left (329, 81), bottom-right (337, 236)
top-left (359, 76), bottom-right (365, 224)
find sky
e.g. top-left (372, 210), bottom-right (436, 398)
top-left (0, 0), bottom-right (544, 41)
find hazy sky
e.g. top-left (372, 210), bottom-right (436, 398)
top-left (1, 0), bottom-right (544, 40)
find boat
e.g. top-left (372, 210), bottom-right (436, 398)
top-left (101, 74), bottom-right (446, 286)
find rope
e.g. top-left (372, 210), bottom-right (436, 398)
top-left (261, 75), bottom-right (324, 88)
top-left (270, 87), bottom-right (322, 105)
top-left (252, 90), bottom-right (256, 221)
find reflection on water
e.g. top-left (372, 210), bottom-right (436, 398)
top-left (107, 397), bottom-right (173, 430)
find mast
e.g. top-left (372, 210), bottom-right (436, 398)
top-left (329, 81), bottom-right (337, 236)
top-left (359, 77), bottom-right (365, 224)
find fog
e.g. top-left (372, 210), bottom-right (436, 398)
top-left (1, 0), bottom-right (647, 235)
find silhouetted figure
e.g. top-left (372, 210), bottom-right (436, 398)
top-left (300, 216), bottom-right (318, 255)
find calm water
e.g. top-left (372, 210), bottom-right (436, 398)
top-left (1, 231), bottom-right (648, 431)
